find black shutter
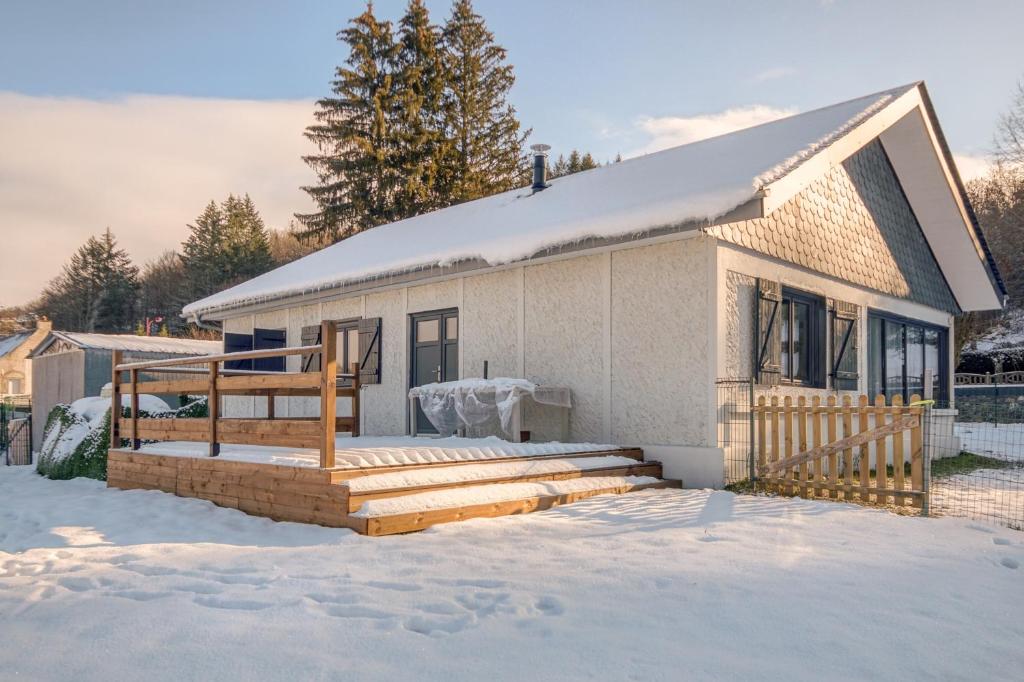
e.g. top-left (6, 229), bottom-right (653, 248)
top-left (300, 325), bottom-right (321, 373)
top-left (253, 328), bottom-right (286, 372)
top-left (830, 299), bottom-right (859, 390)
top-left (358, 317), bottom-right (381, 385)
top-left (755, 279), bottom-right (782, 386)
top-left (223, 333), bottom-right (253, 371)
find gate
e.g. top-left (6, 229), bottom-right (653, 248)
top-left (3, 415), bottom-right (32, 465)
top-left (753, 394), bottom-right (927, 512)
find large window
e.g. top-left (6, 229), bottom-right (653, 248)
top-left (780, 288), bottom-right (825, 387)
top-left (868, 312), bottom-right (947, 402)
top-left (336, 321), bottom-right (360, 384)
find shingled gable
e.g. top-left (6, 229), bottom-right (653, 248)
top-left (183, 82), bottom-right (1004, 321)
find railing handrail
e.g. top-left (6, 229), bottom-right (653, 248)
top-left (124, 365), bottom-right (355, 378)
top-left (115, 343), bottom-right (322, 372)
top-left (954, 371), bottom-right (1024, 385)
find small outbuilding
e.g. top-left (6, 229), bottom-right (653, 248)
top-left (28, 331), bottom-right (220, 450)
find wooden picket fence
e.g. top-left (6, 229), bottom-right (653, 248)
top-left (753, 394), bottom-right (926, 510)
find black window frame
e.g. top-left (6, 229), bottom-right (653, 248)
top-left (336, 318), bottom-right (360, 386)
top-left (867, 310), bottom-right (948, 404)
top-left (779, 288), bottom-right (826, 388)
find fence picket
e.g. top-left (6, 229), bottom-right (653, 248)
top-left (770, 396), bottom-right (780, 494)
top-left (910, 394), bottom-right (924, 510)
top-left (797, 396), bottom-right (809, 498)
top-left (892, 395), bottom-right (905, 505)
top-left (841, 395), bottom-right (853, 500)
top-left (826, 395), bottom-right (838, 499)
top-left (858, 395), bottom-right (871, 502)
top-left (811, 396), bottom-right (822, 498)
top-left (783, 396), bottom-right (794, 496)
top-left (757, 396), bottom-right (767, 481)
top-left (874, 394), bottom-right (889, 505)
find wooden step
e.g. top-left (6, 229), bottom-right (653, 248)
top-left (347, 476), bottom-right (681, 536)
top-left (343, 459), bottom-right (664, 513)
top-left (327, 447), bottom-right (645, 483)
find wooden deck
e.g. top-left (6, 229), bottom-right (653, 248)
top-left (107, 445), bottom-right (680, 535)
top-left (106, 325), bottom-right (680, 534)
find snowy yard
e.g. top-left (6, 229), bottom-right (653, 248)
top-left (1, 469), bottom-right (1022, 680)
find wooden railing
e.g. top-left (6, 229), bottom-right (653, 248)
top-left (754, 394), bottom-right (926, 510)
top-left (109, 320), bottom-right (358, 468)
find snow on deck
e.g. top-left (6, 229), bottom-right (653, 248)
top-left (134, 435), bottom-right (621, 469)
top-left (184, 85), bottom-right (914, 318)
top-left (351, 475), bottom-right (660, 518)
top-left (1, 466), bottom-right (1022, 681)
top-left (347, 455), bottom-right (641, 492)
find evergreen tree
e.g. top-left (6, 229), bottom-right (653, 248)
top-left (297, 4), bottom-right (403, 242)
top-left (181, 195), bottom-right (273, 300)
top-left (394, 0), bottom-right (447, 217)
top-left (139, 250), bottom-right (188, 335)
top-left (439, 0), bottom-right (529, 202)
top-left (38, 229), bottom-right (139, 333)
top-left (549, 149), bottom-right (600, 178)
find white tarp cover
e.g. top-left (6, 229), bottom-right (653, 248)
top-left (408, 378), bottom-right (571, 437)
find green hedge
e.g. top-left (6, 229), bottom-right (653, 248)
top-left (36, 398), bottom-right (208, 481)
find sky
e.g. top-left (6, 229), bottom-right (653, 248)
top-left (1, 0), bottom-right (1022, 307)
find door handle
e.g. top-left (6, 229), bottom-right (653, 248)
top-left (435, 365), bottom-right (442, 382)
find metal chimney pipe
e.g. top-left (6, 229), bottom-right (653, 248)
top-left (530, 143), bottom-right (550, 191)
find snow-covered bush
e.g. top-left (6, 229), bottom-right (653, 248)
top-left (36, 395), bottom-right (208, 481)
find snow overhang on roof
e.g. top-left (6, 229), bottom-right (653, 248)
top-left (183, 81), bottom-right (1005, 320)
top-left (29, 331), bottom-right (221, 358)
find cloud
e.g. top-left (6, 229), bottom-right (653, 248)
top-left (630, 105), bottom-right (797, 156)
top-left (0, 92), bottom-right (317, 306)
top-left (753, 67), bottom-right (797, 83)
top-left (952, 153), bottom-right (993, 182)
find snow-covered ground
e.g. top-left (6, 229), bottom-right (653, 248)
top-left (955, 422), bottom-right (1024, 462)
top-left (1, 468), bottom-right (1022, 680)
top-left (933, 423), bottom-right (1024, 528)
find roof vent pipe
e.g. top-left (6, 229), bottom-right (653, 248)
top-left (530, 143), bottom-right (550, 192)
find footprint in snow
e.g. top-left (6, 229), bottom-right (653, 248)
top-left (321, 604), bottom-right (395, 620)
top-left (1000, 557), bottom-right (1019, 570)
top-left (993, 537), bottom-right (1011, 546)
top-left (403, 613), bottom-right (474, 637)
top-left (112, 590), bottom-right (173, 602)
top-left (193, 595), bottom-right (274, 611)
top-left (365, 580), bottom-right (422, 592)
top-left (534, 596), bottom-right (565, 616)
top-left (57, 576), bottom-right (96, 593)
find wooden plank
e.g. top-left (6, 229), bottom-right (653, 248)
top-left (110, 350), bottom-right (122, 449)
top-left (760, 414), bottom-right (919, 475)
top-left (116, 344), bottom-right (323, 371)
top-left (208, 361), bottom-right (219, 457)
top-left (858, 395), bottom-right (870, 501)
top-left (756, 396), bottom-right (767, 481)
top-left (825, 395), bottom-right (838, 499)
top-left (782, 396), bottom-right (794, 495)
top-left (809, 396), bottom-right (821, 498)
top-left (132, 379), bottom-right (209, 395)
top-left (217, 419), bottom-right (321, 437)
top-left (874, 394), bottom-right (889, 505)
top-left (361, 479), bottom-right (677, 536)
top-left (841, 395), bottom-right (853, 500)
top-left (320, 320), bottom-right (337, 469)
top-left (135, 417), bottom-right (209, 433)
top-left (350, 361), bottom-right (361, 437)
top-left (769, 396), bottom-right (780, 492)
top-left (797, 396), bottom-right (809, 498)
top-left (910, 394), bottom-right (924, 510)
top-left (217, 373), bottom-right (321, 392)
top-left (129, 368), bottom-right (140, 450)
top-left (891, 395), bottom-right (906, 505)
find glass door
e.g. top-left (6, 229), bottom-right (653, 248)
top-left (410, 309), bottom-right (459, 433)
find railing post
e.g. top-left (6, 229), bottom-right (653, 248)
top-left (208, 361), bottom-right (220, 457)
top-left (110, 350), bottom-right (122, 449)
top-left (130, 368), bottom-right (140, 450)
top-left (350, 361), bottom-right (361, 438)
top-left (320, 320), bottom-right (337, 468)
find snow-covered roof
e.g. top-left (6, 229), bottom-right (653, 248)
top-left (183, 82), bottom-right (1003, 318)
top-left (0, 332), bottom-right (32, 358)
top-left (32, 331), bottom-right (221, 357)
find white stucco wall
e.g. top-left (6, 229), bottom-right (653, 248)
top-left (461, 269), bottom-right (521, 380)
top-left (363, 289), bottom-right (407, 435)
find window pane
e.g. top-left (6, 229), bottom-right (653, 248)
top-left (780, 300), bottom-right (790, 379)
top-left (335, 331), bottom-right (346, 364)
top-left (347, 329), bottom-right (359, 367)
top-left (793, 302), bottom-right (809, 381)
top-left (885, 322), bottom-right (905, 399)
top-left (906, 326), bottom-right (924, 398)
top-left (416, 319), bottom-right (439, 343)
top-left (924, 329), bottom-right (940, 399)
top-left (868, 316), bottom-right (883, 398)
top-left (445, 316), bottom-right (458, 341)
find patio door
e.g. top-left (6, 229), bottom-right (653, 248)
top-left (410, 309), bottom-right (459, 433)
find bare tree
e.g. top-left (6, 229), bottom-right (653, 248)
top-left (995, 80), bottom-right (1024, 167)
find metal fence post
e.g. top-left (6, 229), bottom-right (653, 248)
top-left (748, 378), bottom-right (756, 483)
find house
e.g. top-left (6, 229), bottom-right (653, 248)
top-left (0, 317), bottom-right (52, 398)
top-left (181, 82), bottom-right (1005, 488)
top-left (28, 331), bottom-right (221, 449)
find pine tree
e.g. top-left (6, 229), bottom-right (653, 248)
top-left (38, 229), bottom-right (139, 333)
top-left (394, 0), bottom-right (447, 217)
top-left (297, 4), bottom-right (403, 242)
top-left (181, 195), bottom-right (273, 300)
top-left (440, 0), bottom-right (529, 203)
top-left (549, 149), bottom-right (600, 179)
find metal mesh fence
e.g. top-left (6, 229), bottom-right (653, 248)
top-left (927, 386), bottom-right (1024, 530)
top-left (716, 378), bottom-right (755, 486)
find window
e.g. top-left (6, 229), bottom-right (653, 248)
top-left (867, 312), bottom-right (947, 402)
top-left (6, 377), bottom-right (23, 395)
top-left (224, 329), bottom-right (285, 372)
top-left (336, 321), bottom-right (360, 383)
top-left (779, 288), bottom-right (825, 387)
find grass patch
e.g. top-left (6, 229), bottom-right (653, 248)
top-left (931, 451), bottom-right (1018, 478)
